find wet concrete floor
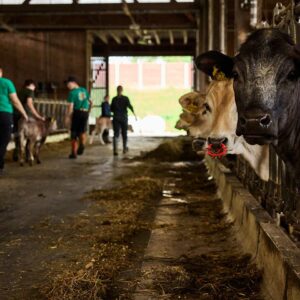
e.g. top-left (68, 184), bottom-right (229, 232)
top-left (0, 137), bottom-right (164, 299)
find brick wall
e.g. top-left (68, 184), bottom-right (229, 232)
top-left (109, 61), bottom-right (193, 89)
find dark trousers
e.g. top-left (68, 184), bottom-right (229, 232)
top-left (113, 118), bottom-right (128, 152)
top-left (0, 112), bottom-right (13, 169)
top-left (13, 114), bottom-right (21, 161)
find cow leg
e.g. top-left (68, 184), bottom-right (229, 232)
top-left (89, 129), bottom-right (96, 145)
top-left (34, 142), bottom-right (41, 164)
top-left (19, 132), bottom-right (25, 166)
top-left (99, 128), bottom-right (105, 145)
top-left (25, 140), bottom-right (30, 162)
top-left (27, 140), bottom-right (35, 166)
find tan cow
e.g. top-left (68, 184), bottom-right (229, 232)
top-left (176, 80), bottom-right (269, 181)
top-left (90, 117), bottom-right (134, 145)
top-left (175, 91), bottom-right (212, 138)
top-left (90, 117), bottom-right (112, 145)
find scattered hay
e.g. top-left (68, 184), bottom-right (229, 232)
top-left (40, 177), bottom-right (162, 299)
top-left (141, 255), bottom-right (262, 299)
top-left (44, 243), bottom-right (129, 300)
top-left (140, 137), bottom-right (200, 162)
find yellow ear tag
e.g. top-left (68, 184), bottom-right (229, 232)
top-left (186, 103), bottom-right (199, 113)
top-left (212, 66), bottom-right (227, 81)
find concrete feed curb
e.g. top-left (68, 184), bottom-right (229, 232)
top-left (205, 156), bottom-right (300, 300)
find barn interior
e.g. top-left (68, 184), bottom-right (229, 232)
top-left (1, 1), bottom-right (300, 299)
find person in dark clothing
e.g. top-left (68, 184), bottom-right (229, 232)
top-left (13, 79), bottom-right (44, 161)
top-left (101, 95), bottom-right (111, 118)
top-left (101, 95), bottom-right (111, 144)
top-left (110, 85), bottom-right (135, 156)
top-left (0, 67), bottom-right (28, 175)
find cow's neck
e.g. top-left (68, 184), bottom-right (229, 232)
top-left (240, 141), bottom-right (269, 181)
top-left (276, 94), bottom-right (300, 180)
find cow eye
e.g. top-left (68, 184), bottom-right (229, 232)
top-left (204, 103), bottom-right (211, 112)
top-left (287, 70), bottom-right (298, 81)
top-left (232, 71), bottom-right (239, 81)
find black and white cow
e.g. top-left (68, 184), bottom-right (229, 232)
top-left (196, 28), bottom-right (300, 181)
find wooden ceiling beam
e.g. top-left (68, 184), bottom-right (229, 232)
top-left (169, 30), bottom-right (174, 45)
top-left (0, 3), bottom-right (200, 16)
top-left (124, 31), bottom-right (135, 45)
top-left (93, 31), bottom-right (108, 44)
top-left (183, 30), bottom-right (188, 45)
top-left (153, 31), bottom-right (161, 45)
top-left (110, 32), bottom-right (121, 44)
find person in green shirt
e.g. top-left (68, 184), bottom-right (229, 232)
top-left (65, 76), bottom-right (92, 159)
top-left (0, 67), bottom-right (28, 175)
top-left (13, 79), bottom-right (45, 162)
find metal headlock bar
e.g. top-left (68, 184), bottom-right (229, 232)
top-left (235, 1), bottom-right (300, 243)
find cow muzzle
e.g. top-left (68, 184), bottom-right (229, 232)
top-left (192, 137), bottom-right (206, 152)
top-left (236, 109), bottom-right (277, 145)
top-left (206, 137), bottom-right (228, 158)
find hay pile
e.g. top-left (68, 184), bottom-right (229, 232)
top-left (140, 137), bottom-right (200, 162)
top-left (141, 254), bottom-right (262, 299)
top-left (40, 177), bottom-right (162, 300)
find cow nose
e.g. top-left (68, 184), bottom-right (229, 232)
top-left (192, 138), bottom-right (206, 152)
top-left (239, 116), bottom-right (247, 127)
top-left (239, 114), bottom-right (272, 128)
top-left (259, 114), bottom-right (272, 128)
top-left (207, 137), bottom-right (228, 146)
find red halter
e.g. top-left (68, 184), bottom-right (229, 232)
top-left (206, 143), bottom-right (228, 158)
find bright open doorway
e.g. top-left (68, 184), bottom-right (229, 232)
top-left (90, 56), bottom-right (194, 136)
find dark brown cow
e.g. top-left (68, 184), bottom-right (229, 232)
top-left (18, 117), bottom-right (57, 166)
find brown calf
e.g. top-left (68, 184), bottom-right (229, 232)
top-left (18, 117), bottom-right (57, 166)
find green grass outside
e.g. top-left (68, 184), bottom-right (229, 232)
top-left (109, 87), bottom-right (192, 132)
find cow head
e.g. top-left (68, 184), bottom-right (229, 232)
top-left (194, 53), bottom-right (240, 154)
top-left (196, 29), bottom-right (300, 145)
top-left (176, 91), bottom-right (214, 136)
top-left (46, 117), bottom-right (58, 132)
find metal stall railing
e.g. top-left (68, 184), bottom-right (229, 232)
top-left (235, 146), bottom-right (300, 243)
top-left (35, 99), bottom-right (69, 132)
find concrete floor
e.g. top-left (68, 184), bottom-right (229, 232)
top-left (0, 137), bottom-right (164, 299)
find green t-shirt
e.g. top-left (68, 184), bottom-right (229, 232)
top-left (67, 87), bottom-right (90, 111)
top-left (0, 77), bottom-right (16, 113)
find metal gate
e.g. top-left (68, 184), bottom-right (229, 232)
top-left (90, 56), bottom-right (109, 119)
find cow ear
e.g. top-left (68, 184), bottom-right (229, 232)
top-left (195, 51), bottom-right (234, 80)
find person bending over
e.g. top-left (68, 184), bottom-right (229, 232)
top-left (110, 85), bottom-right (135, 156)
top-left (65, 76), bottom-right (92, 159)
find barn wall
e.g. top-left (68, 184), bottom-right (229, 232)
top-left (0, 31), bottom-right (87, 99)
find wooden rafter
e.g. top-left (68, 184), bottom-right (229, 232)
top-left (111, 32), bottom-right (121, 44)
top-left (124, 31), bottom-right (135, 44)
top-left (153, 31), bottom-right (161, 45)
top-left (169, 30), bottom-right (174, 45)
top-left (94, 31), bottom-right (108, 44)
top-left (183, 30), bottom-right (188, 45)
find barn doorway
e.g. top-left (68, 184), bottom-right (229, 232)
top-left (90, 55), bottom-right (194, 136)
